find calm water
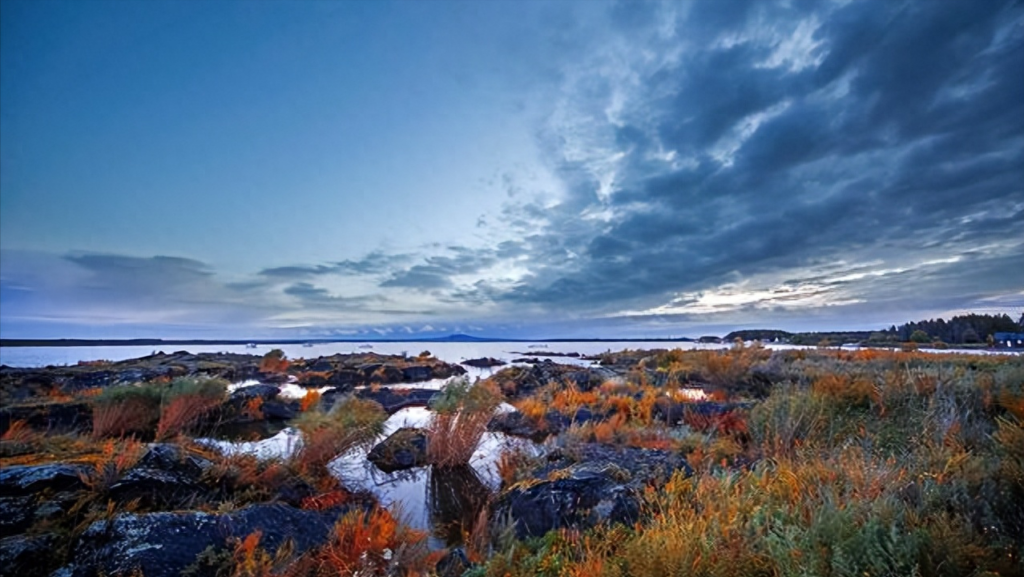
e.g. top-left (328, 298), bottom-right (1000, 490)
top-left (0, 340), bottom-right (744, 369)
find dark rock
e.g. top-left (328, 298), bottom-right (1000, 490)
top-left (651, 399), bottom-right (751, 427)
top-left (327, 369), bottom-right (362, 389)
top-left (0, 496), bottom-right (36, 535)
top-left (369, 365), bottom-right (404, 383)
top-left (488, 410), bottom-right (543, 439)
top-left (61, 503), bottom-right (360, 577)
top-left (401, 365), bottom-right (433, 382)
top-left (0, 463), bottom-right (89, 496)
top-left (435, 547), bottom-right (472, 577)
top-left (462, 357), bottom-right (506, 368)
top-left (368, 428), bottom-right (429, 472)
top-left (308, 359), bottom-right (333, 372)
top-left (492, 444), bottom-right (692, 539)
top-left (0, 401), bottom-right (92, 436)
top-left (107, 444), bottom-right (213, 509)
top-left (108, 468), bottom-right (205, 509)
top-left (318, 387), bottom-right (349, 412)
top-left (489, 361), bottom-right (606, 398)
top-left (487, 408), bottom-right (594, 441)
top-left (491, 467), bottom-right (639, 539)
top-left (136, 443), bottom-right (211, 478)
top-left (355, 388), bottom-right (438, 414)
top-left (260, 399), bottom-right (299, 421)
top-left (228, 384), bottom-right (280, 404)
top-left (0, 533), bottom-right (57, 577)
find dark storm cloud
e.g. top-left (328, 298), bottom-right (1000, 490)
top-left (485, 0), bottom-right (1024, 316)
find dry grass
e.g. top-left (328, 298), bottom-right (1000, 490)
top-left (291, 397), bottom-right (387, 477)
top-left (426, 379), bottom-right (502, 468)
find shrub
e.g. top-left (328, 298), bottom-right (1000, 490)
top-left (259, 349), bottom-right (289, 373)
top-left (156, 377), bottom-right (228, 440)
top-left (427, 379), bottom-right (502, 468)
top-left (91, 383), bottom-right (164, 438)
top-left (310, 506), bottom-right (428, 575)
top-left (291, 397), bottom-right (386, 476)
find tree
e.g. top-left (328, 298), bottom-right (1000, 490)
top-left (909, 330), bottom-right (931, 343)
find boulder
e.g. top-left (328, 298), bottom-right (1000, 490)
top-left (60, 503), bottom-right (358, 577)
top-left (491, 467), bottom-right (639, 540)
top-left (367, 428), bottom-right (429, 472)
top-left (355, 388), bottom-right (438, 414)
top-left (462, 357), bottom-right (506, 368)
top-left (0, 533), bottom-right (57, 577)
top-left (401, 365), bottom-right (434, 382)
top-left (107, 444), bottom-right (213, 509)
top-left (0, 463), bottom-right (89, 496)
top-left (492, 444), bottom-right (692, 539)
top-left (0, 496), bottom-right (36, 535)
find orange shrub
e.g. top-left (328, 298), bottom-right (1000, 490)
top-left (316, 506), bottom-right (427, 574)
top-left (259, 349), bottom-right (290, 374)
top-left (299, 390), bottom-right (321, 412)
top-left (92, 397), bottom-right (159, 439)
top-left (812, 374), bottom-right (877, 408)
top-left (156, 394), bottom-right (221, 440)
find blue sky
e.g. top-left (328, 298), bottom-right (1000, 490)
top-left (1, 0), bottom-right (1022, 339)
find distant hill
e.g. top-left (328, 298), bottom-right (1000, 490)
top-left (420, 334), bottom-right (516, 343)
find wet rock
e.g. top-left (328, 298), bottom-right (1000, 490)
top-left (0, 533), bottom-right (57, 577)
top-left (355, 388), bottom-right (439, 414)
top-left (107, 444), bottom-right (213, 509)
top-left (228, 384), bottom-right (280, 404)
top-left (224, 384), bottom-right (298, 422)
top-left (463, 357), bottom-right (506, 368)
top-left (493, 444), bottom-right (692, 539)
top-left (136, 443), bottom-right (212, 477)
top-left (488, 410), bottom-right (541, 439)
top-left (435, 547), bottom-right (473, 577)
top-left (492, 468), bottom-right (639, 540)
top-left (0, 463), bottom-right (89, 496)
top-left (401, 364), bottom-right (433, 382)
top-left (0, 496), bottom-right (36, 535)
top-left (327, 369), bottom-right (361, 389)
top-left (489, 361), bottom-right (615, 398)
top-left (61, 503), bottom-right (358, 577)
top-left (367, 427), bottom-right (429, 472)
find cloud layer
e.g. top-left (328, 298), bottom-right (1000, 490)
top-left (2, 0), bottom-right (1022, 338)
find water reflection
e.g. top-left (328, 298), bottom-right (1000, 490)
top-left (428, 465), bottom-right (490, 546)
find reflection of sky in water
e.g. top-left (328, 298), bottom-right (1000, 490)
top-left (200, 404), bottom-right (540, 548)
top-left (330, 406), bottom-right (539, 544)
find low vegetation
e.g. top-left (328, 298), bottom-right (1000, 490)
top-left (3, 345), bottom-right (1022, 576)
top-left (427, 377), bottom-right (503, 468)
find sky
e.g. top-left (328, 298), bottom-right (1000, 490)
top-left (1, 0), bottom-right (1022, 340)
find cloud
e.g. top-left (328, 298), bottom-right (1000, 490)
top-left (459, 0), bottom-right (1024, 323)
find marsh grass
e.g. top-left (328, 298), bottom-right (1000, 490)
top-left (290, 397), bottom-right (387, 477)
top-left (475, 349), bottom-right (1024, 577)
top-left (427, 378), bottom-right (502, 468)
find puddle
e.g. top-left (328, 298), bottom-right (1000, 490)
top-left (202, 403), bottom-right (540, 548)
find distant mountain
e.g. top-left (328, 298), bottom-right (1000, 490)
top-left (420, 334), bottom-right (518, 343)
